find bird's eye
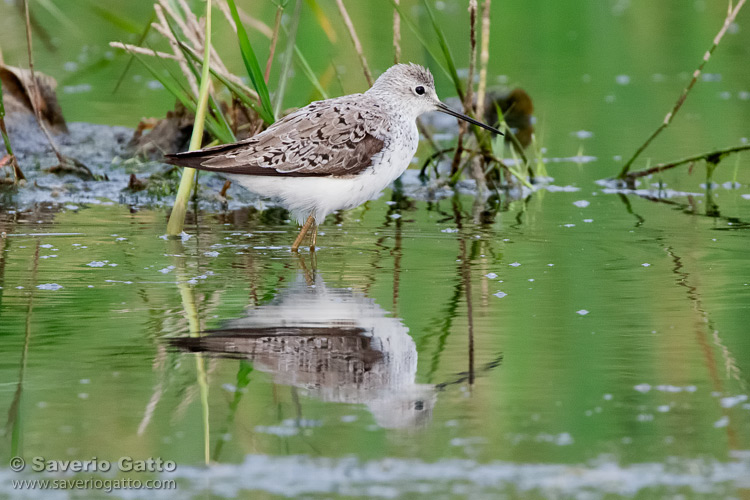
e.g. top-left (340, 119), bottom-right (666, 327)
top-left (415, 86), bottom-right (425, 95)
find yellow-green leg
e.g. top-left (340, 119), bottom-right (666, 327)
top-left (291, 215), bottom-right (315, 252)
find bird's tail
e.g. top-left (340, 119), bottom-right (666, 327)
top-left (163, 142), bottom-right (241, 171)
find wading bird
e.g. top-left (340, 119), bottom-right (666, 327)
top-left (166, 63), bottom-right (502, 251)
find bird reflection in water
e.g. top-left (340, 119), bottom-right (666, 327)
top-left (171, 270), bottom-right (435, 429)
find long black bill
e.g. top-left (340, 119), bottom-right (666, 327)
top-left (436, 102), bottom-right (504, 135)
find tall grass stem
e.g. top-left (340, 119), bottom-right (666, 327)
top-left (166, 0), bottom-right (214, 237)
top-left (226, 0), bottom-right (275, 123)
top-left (273, 0), bottom-right (302, 117)
top-left (475, 0), bottom-right (491, 119)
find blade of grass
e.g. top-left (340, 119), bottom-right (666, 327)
top-left (113, 11), bottom-right (156, 93)
top-left (167, 0), bottom-right (215, 236)
top-left (35, 0), bottom-right (78, 34)
top-left (304, 0), bottom-right (337, 42)
top-left (390, 0), bottom-right (450, 81)
top-left (145, 49), bottom-right (229, 143)
top-left (294, 45), bottom-right (328, 99)
top-left (274, 0), bottom-right (302, 117)
top-left (211, 360), bottom-right (253, 461)
top-left (165, 18), bottom-right (235, 142)
top-left (226, 0), bottom-right (275, 123)
top-left (421, 0), bottom-right (464, 100)
top-left (179, 41), bottom-right (268, 118)
top-left (126, 46), bottom-right (231, 143)
top-left (88, 3), bottom-right (142, 34)
top-left (493, 102), bottom-right (529, 166)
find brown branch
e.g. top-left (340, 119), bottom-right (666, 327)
top-left (393, 0), bottom-right (401, 64)
top-left (622, 143), bottom-right (750, 181)
top-left (23, 0), bottom-right (66, 167)
top-left (264, 5), bottom-right (284, 83)
top-left (334, 0), bottom-right (373, 86)
top-left (450, 1), bottom-right (479, 176)
top-left (618, 0), bottom-right (746, 178)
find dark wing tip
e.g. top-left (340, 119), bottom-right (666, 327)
top-left (163, 150), bottom-right (209, 170)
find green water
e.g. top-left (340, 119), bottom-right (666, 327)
top-left (1, 1), bottom-right (750, 498)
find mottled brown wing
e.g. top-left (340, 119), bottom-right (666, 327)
top-left (164, 94), bottom-right (388, 177)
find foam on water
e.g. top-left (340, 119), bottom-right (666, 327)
top-left (94, 454), bottom-right (750, 499)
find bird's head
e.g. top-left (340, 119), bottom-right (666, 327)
top-left (367, 63), bottom-right (503, 135)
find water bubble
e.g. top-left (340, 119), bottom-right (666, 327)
top-left (714, 416), bottom-right (730, 428)
top-left (37, 283), bottom-right (63, 291)
top-left (720, 395), bottom-right (748, 408)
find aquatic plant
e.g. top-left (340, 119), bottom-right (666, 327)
top-left (618, 0), bottom-right (748, 185)
top-left (110, 1), bottom-right (536, 203)
top-left (166, 0), bottom-right (215, 237)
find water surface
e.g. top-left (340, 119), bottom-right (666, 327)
top-left (1, 184), bottom-right (750, 497)
top-left (1, 0), bottom-right (750, 498)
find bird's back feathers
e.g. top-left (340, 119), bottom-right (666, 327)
top-left (164, 94), bottom-right (389, 177)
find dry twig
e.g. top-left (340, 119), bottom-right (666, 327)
top-left (619, 0), bottom-right (747, 177)
top-left (621, 144), bottom-right (750, 183)
top-left (335, 0), bottom-right (373, 86)
top-left (450, 0), bottom-right (479, 175)
top-left (475, 0), bottom-right (491, 118)
top-left (264, 5), bottom-right (284, 82)
top-left (154, 3), bottom-right (199, 95)
top-left (23, 0), bottom-right (92, 177)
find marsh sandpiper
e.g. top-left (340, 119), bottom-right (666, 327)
top-left (165, 63), bottom-right (503, 251)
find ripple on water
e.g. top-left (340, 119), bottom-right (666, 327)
top-left (142, 454), bottom-right (750, 499)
